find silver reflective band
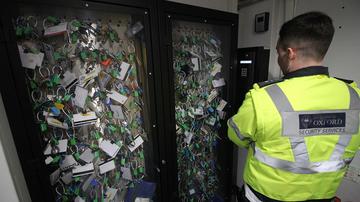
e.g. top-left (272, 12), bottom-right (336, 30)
top-left (282, 110), bottom-right (360, 136)
top-left (261, 83), bottom-right (360, 173)
top-left (245, 184), bottom-right (262, 202)
top-left (228, 118), bottom-right (247, 141)
top-left (254, 146), bottom-right (353, 174)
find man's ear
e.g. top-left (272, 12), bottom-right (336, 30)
top-left (287, 47), bottom-right (296, 60)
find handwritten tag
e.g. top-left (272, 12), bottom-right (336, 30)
top-left (212, 78), bottom-right (226, 88)
top-left (44, 22), bottom-right (68, 36)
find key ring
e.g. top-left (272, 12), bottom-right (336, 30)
top-left (31, 89), bottom-right (43, 103)
top-left (39, 66), bottom-right (50, 79)
top-left (26, 16), bottom-right (38, 28)
top-left (52, 64), bottom-right (63, 75)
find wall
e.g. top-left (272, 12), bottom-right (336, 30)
top-left (294, 0), bottom-right (360, 85)
top-left (0, 93), bottom-right (31, 202)
top-left (237, 0), bottom-right (284, 79)
top-left (166, 0), bottom-right (238, 13)
top-left (236, 0), bottom-right (360, 201)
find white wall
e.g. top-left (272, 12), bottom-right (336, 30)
top-left (294, 0), bottom-right (360, 85)
top-left (238, 0), bottom-right (284, 79)
top-left (0, 93), bottom-right (31, 202)
top-left (236, 0), bottom-right (360, 201)
top-left (166, 0), bottom-right (238, 13)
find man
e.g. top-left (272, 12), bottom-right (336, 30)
top-left (228, 11), bottom-right (360, 202)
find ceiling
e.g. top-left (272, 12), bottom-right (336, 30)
top-left (238, 0), bottom-right (265, 9)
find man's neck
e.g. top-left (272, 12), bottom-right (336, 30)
top-left (288, 60), bottom-right (323, 73)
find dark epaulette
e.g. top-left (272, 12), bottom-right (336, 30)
top-left (257, 79), bottom-right (284, 88)
top-left (334, 77), bottom-right (354, 84)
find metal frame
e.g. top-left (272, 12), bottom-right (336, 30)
top-left (0, 0), bottom-right (163, 201)
top-left (157, 1), bottom-right (238, 201)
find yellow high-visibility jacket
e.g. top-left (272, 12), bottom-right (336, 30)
top-left (228, 66), bottom-right (360, 201)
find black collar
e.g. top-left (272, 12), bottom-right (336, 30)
top-left (283, 66), bottom-right (329, 79)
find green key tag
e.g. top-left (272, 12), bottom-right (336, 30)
top-left (121, 158), bottom-right (126, 166)
top-left (94, 132), bottom-right (101, 140)
top-left (139, 151), bottom-right (144, 159)
top-left (103, 176), bottom-right (108, 186)
top-left (108, 125), bottom-right (117, 133)
top-left (62, 195), bottom-right (69, 202)
top-left (16, 27), bottom-right (24, 37)
top-left (94, 151), bottom-right (100, 159)
top-left (71, 20), bottom-right (82, 28)
top-left (74, 177), bottom-right (81, 182)
top-left (53, 52), bottom-right (62, 61)
top-left (107, 111), bottom-right (113, 119)
top-left (63, 94), bottom-right (71, 102)
top-left (80, 51), bottom-right (87, 61)
top-left (70, 33), bottom-right (78, 44)
top-left (115, 171), bottom-right (120, 181)
top-left (52, 156), bottom-right (61, 164)
top-left (74, 187), bottom-right (80, 195)
top-left (40, 123), bottom-right (47, 132)
top-left (70, 138), bottom-right (77, 146)
top-left (139, 167), bottom-right (144, 174)
top-left (133, 168), bottom-right (138, 176)
top-left (30, 80), bottom-right (37, 89)
top-left (74, 152), bottom-right (80, 161)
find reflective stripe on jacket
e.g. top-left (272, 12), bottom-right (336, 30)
top-left (228, 66), bottom-right (360, 201)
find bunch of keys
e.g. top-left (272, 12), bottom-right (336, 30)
top-left (14, 12), bottom-right (154, 201)
top-left (172, 22), bottom-right (227, 201)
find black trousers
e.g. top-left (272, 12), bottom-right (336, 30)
top-left (237, 184), bottom-right (334, 202)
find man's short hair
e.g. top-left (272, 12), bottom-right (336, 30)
top-left (278, 11), bottom-right (335, 61)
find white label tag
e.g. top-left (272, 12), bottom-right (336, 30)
top-left (61, 71), bottom-right (78, 89)
top-left (191, 58), bottom-right (200, 71)
top-left (212, 78), bottom-right (226, 88)
top-left (192, 107), bottom-right (204, 116)
top-left (110, 105), bottom-right (125, 120)
top-left (128, 136), bottom-right (144, 152)
top-left (74, 86), bottom-right (88, 109)
top-left (100, 140), bottom-right (120, 158)
top-left (117, 62), bottom-right (131, 80)
top-left (79, 66), bottom-right (101, 86)
top-left (44, 22), bottom-right (68, 36)
top-left (206, 117), bottom-right (216, 126)
top-left (72, 163), bottom-right (94, 177)
top-left (79, 148), bottom-right (94, 163)
top-left (60, 155), bottom-right (78, 171)
top-left (207, 89), bottom-right (218, 103)
top-left (108, 90), bottom-right (128, 105)
top-left (45, 156), bottom-right (53, 165)
top-left (216, 99), bottom-right (227, 111)
top-left (99, 160), bottom-right (116, 174)
top-left (135, 198), bottom-right (151, 202)
top-left (205, 51), bottom-right (217, 58)
top-left (43, 139), bottom-right (68, 155)
top-left (211, 62), bottom-right (222, 76)
top-left (121, 167), bottom-right (132, 180)
top-left (61, 172), bottom-right (73, 185)
top-left (73, 111), bottom-right (97, 127)
top-left (189, 189), bottom-right (196, 195)
top-left (74, 196), bottom-right (85, 202)
top-left (105, 188), bottom-right (118, 201)
top-left (50, 169), bottom-right (60, 186)
top-left (18, 45), bottom-right (44, 69)
top-left (185, 131), bottom-right (193, 145)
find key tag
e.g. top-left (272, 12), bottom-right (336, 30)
top-left (43, 17), bottom-right (68, 37)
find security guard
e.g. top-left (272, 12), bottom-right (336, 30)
top-left (228, 12), bottom-right (360, 201)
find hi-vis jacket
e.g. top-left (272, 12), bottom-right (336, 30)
top-left (228, 66), bottom-right (360, 201)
